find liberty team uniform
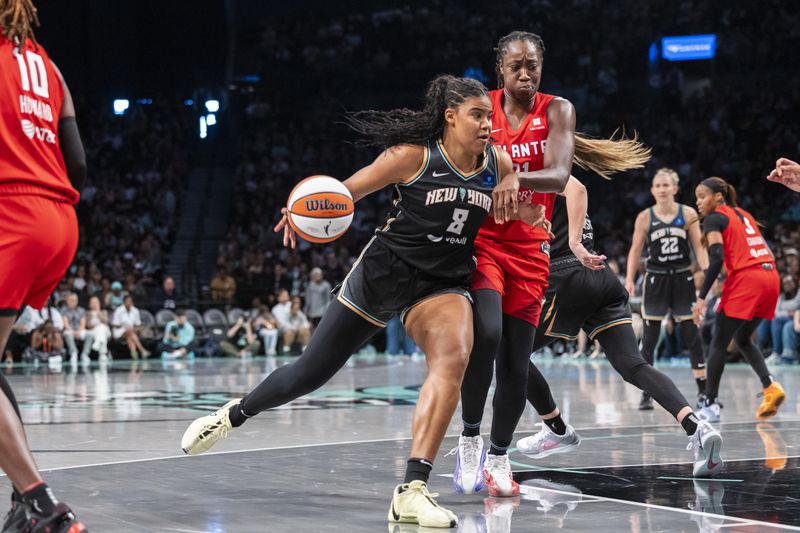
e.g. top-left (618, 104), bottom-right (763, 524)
top-left (472, 89), bottom-right (555, 324)
top-left (536, 196), bottom-right (632, 343)
top-left (0, 34), bottom-right (79, 314)
top-left (337, 141), bottom-right (499, 326)
top-left (640, 205), bottom-right (695, 322)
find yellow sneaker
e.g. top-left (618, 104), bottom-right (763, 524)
top-left (388, 480), bottom-right (458, 528)
top-left (756, 382), bottom-right (786, 419)
top-left (181, 399), bottom-right (240, 455)
top-left (756, 422), bottom-right (787, 471)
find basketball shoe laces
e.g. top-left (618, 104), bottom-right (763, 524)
top-left (528, 423), bottom-right (553, 448)
top-left (486, 453), bottom-right (512, 481)
top-left (201, 415), bottom-right (230, 443)
top-left (446, 436), bottom-right (481, 474)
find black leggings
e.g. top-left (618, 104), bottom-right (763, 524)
top-left (460, 290), bottom-right (536, 450)
top-left (704, 310), bottom-right (771, 403)
top-left (641, 319), bottom-right (705, 370)
top-left (240, 300), bottom-right (381, 414)
top-left (528, 325), bottom-right (690, 418)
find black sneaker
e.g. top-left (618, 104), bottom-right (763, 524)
top-left (3, 502), bottom-right (88, 533)
top-left (638, 392), bottom-right (654, 411)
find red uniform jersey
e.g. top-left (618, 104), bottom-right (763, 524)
top-left (0, 35), bottom-right (77, 204)
top-left (715, 205), bottom-right (774, 272)
top-left (479, 89), bottom-right (555, 247)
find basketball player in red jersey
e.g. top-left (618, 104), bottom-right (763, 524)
top-left (454, 30), bottom-right (652, 497)
top-left (692, 177), bottom-right (785, 423)
top-left (0, 1), bottom-right (88, 531)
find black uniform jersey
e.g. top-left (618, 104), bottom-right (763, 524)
top-left (549, 194), bottom-right (595, 260)
top-left (644, 204), bottom-right (691, 272)
top-left (375, 140), bottom-right (498, 279)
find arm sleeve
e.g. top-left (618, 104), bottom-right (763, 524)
top-left (698, 243), bottom-right (724, 299)
top-left (58, 117), bottom-right (87, 193)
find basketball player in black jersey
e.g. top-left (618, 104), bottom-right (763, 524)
top-left (625, 168), bottom-right (709, 410)
top-left (180, 75), bottom-right (545, 529)
top-left (514, 176), bottom-right (723, 478)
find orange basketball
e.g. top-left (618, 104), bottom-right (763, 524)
top-left (286, 175), bottom-right (354, 243)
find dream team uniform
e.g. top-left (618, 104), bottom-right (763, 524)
top-left (537, 196), bottom-right (632, 340)
top-left (703, 205), bottom-right (779, 321)
top-left (640, 205), bottom-right (695, 321)
top-left (337, 141), bottom-right (498, 326)
top-left (472, 89), bottom-right (554, 325)
top-left (0, 35), bottom-right (79, 313)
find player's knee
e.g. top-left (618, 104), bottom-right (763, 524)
top-left (620, 360), bottom-right (647, 384)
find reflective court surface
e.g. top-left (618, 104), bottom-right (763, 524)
top-left (3, 355), bottom-right (799, 532)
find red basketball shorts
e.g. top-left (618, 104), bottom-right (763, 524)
top-left (718, 264), bottom-right (779, 321)
top-left (0, 194), bottom-right (78, 313)
top-left (471, 235), bottom-right (550, 325)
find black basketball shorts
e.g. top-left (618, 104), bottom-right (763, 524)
top-left (640, 271), bottom-right (695, 322)
top-left (538, 260), bottom-right (632, 340)
top-left (335, 237), bottom-right (472, 327)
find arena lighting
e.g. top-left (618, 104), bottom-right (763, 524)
top-left (205, 99), bottom-right (220, 113)
top-left (112, 99), bottom-right (129, 116)
top-left (199, 116), bottom-right (207, 139)
top-left (206, 113), bottom-right (217, 126)
top-left (184, 99), bottom-right (194, 106)
top-left (661, 34), bottom-right (717, 61)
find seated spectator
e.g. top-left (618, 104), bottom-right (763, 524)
top-left (85, 296), bottom-right (111, 361)
top-left (304, 267), bottom-right (332, 329)
top-left (105, 281), bottom-right (127, 311)
top-left (220, 316), bottom-right (260, 357)
top-left (253, 306), bottom-right (279, 355)
top-left (4, 305), bottom-right (64, 363)
top-left (211, 267), bottom-right (237, 304)
top-left (761, 275), bottom-right (800, 364)
top-left (272, 290), bottom-right (309, 354)
top-left (62, 292), bottom-right (94, 365)
top-left (31, 319), bottom-right (65, 357)
top-left (152, 276), bottom-right (181, 311)
top-left (112, 295), bottom-right (151, 359)
top-left (159, 309), bottom-right (196, 359)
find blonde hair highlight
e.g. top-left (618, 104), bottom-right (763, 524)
top-left (653, 167), bottom-right (679, 186)
top-left (573, 130), bottom-right (651, 180)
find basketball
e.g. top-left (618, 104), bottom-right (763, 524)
top-left (286, 175), bottom-right (354, 243)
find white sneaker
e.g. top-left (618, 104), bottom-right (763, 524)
top-left (483, 454), bottom-right (519, 497)
top-left (450, 435), bottom-right (486, 494)
top-left (80, 353), bottom-right (91, 365)
top-left (765, 353), bottom-right (782, 366)
top-left (181, 399), bottom-right (240, 455)
top-left (388, 480), bottom-right (458, 528)
top-left (516, 423), bottom-right (581, 458)
top-left (688, 420), bottom-right (723, 477)
top-left (698, 402), bottom-right (721, 424)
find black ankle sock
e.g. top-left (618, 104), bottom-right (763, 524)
top-left (489, 440), bottom-right (509, 456)
top-left (760, 374), bottom-right (774, 389)
top-left (404, 458), bottom-right (433, 484)
top-left (462, 420), bottom-right (481, 438)
top-left (695, 377), bottom-right (707, 395)
top-left (21, 483), bottom-right (57, 516)
top-left (228, 402), bottom-right (249, 428)
top-left (681, 413), bottom-right (700, 436)
top-left (543, 414), bottom-right (567, 436)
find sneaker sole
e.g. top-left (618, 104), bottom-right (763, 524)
top-left (518, 436), bottom-right (581, 459)
top-left (693, 433), bottom-right (723, 477)
top-left (756, 394), bottom-right (785, 419)
top-left (388, 504), bottom-right (457, 528)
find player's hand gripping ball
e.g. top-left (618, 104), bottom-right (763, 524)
top-left (286, 176), bottom-right (354, 243)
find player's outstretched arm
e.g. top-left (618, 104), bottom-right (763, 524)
top-left (561, 176), bottom-right (605, 270)
top-left (274, 144), bottom-right (424, 248)
top-left (625, 209), bottom-right (648, 296)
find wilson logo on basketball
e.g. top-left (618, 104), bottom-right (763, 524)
top-left (305, 198), bottom-right (350, 213)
